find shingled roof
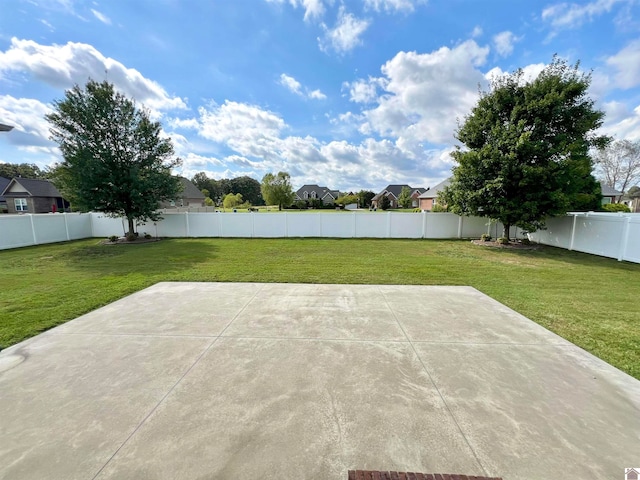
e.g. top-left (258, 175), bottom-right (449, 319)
top-left (419, 177), bottom-right (451, 199)
top-left (178, 177), bottom-right (206, 199)
top-left (1, 178), bottom-right (64, 198)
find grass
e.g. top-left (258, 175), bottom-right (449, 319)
top-left (1, 238), bottom-right (639, 379)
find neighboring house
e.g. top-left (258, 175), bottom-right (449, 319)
top-left (419, 177), bottom-right (451, 211)
top-left (625, 468), bottom-right (639, 480)
top-left (295, 184), bottom-right (340, 205)
top-left (160, 177), bottom-right (206, 208)
top-left (600, 183), bottom-right (623, 205)
top-left (0, 177), bottom-right (68, 214)
top-left (0, 176), bottom-right (10, 213)
top-left (372, 185), bottom-right (426, 209)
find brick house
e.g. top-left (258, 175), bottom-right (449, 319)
top-left (371, 185), bottom-right (426, 209)
top-left (294, 184), bottom-right (340, 205)
top-left (418, 177), bottom-right (451, 211)
top-left (1, 177), bottom-right (69, 214)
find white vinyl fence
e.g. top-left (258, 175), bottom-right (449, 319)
top-left (1, 211), bottom-right (522, 250)
top-left (529, 212), bottom-right (640, 263)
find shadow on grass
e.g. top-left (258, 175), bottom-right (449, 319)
top-left (59, 238), bottom-right (219, 276)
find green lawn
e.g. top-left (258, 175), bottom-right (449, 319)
top-left (1, 238), bottom-right (639, 379)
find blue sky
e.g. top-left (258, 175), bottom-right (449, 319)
top-left (1, 0), bottom-right (639, 192)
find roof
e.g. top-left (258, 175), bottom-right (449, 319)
top-left (296, 184), bottom-right (339, 198)
top-left (178, 177), bottom-right (206, 199)
top-left (0, 123), bottom-right (13, 132)
top-left (0, 176), bottom-right (9, 201)
top-left (1, 177), bottom-right (63, 198)
top-left (373, 184), bottom-right (426, 199)
top-left (600, 182), bottom-right (623, 197)
top-left (419, 177), bottom-right (451, 198)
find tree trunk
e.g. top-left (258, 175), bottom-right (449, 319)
top-left (278, 203), bottom-right (282, 211)
top-left (127, 216), bottom-right (135, 237)
top-left (503, 223), bottom-right (511, 241)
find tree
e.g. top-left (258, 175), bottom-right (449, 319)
top-left (260, 172), bottom-right (295, 211)
top-left (398, 186), bottom-right (412, 209)
top-left (357, 190), bottom-right (375, 208)
top-left (222, 193), bottom-right (243, 209)
top-left (628, 185), bottom-right (640, 198)
top-left (0, 163), bottom-right (46, 179)
top-left (380, 195), bottom-right (391, 210)
top-left (442, 57), bottom-right (608, 240)
top-left (335, 193), bottom-right (359, 206)
top-left (229, 176), bottom-right (263, 205)
top-left (594, 139), bottom-right (640, 195)
top-left (46, 80), bottom-right (181, 236)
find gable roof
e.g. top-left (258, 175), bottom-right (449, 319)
top-left (0, 123), bottom-right (13, 132)
top-left (178, 177), bottom-right (206, 199)
top-left (374, 184), bottom-right (426, 199)
top-left (600, 182), bottom-right (623, 197)
top-left (419, 177), bottom-right (451, 199)
top-left (296, 184), bottom-right (339, 198)
top-left (1, 177), bottom-right (63, 198)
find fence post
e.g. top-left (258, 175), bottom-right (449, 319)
top-left (353, 211), bottom-right (357, 237)
top-left (63, 213), bottom-right (70, 241)
top-left (29, 214), bottom-right (37, 245)
top-left (285, 212), bottom-right (288, 238)
top-left (618, 215), bottom-right (632, 262)
top-left (251, 211), bottom-right (255, 238)
top-left (387, 212), bottom-right (391, 238)
top-left (457, 215), bottom-right (463, 239)
top-left (422, 211), bottom-right (427, 238)
top-left (569, 214), bottom-right (578, 251)
top-left (185, 211), bottom-right (190, 237)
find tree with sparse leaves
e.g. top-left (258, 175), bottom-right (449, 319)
top-left (380, 195), bottom-right (391, 210)
top-left (260, 171), bottom-right (295, 211)
top-left (442, 57), bottom-right (608, 240)
top-left (46, 80), bottom-right (181, 236)
top-left (594, 139), bottom-right (640, 196)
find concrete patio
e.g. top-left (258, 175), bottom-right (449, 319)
top-left (0, 282), bottom-right (638, 480)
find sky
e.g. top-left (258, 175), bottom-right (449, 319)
top-left (1, 0), bottom-right (639, 193)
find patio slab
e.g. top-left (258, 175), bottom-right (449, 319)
top-left (0, 282), bottom-right (639, 480)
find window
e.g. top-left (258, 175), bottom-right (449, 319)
top-left (311, 191), bottom-right (317, 199)
top-left (303, 191), bottom-right (308, 199)
top-left (14, 198), bottom-right (28, 212)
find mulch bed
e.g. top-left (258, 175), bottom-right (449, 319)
top-left (348, 471), bottom-right (502, 480)
top-left (471, 239), bottom-right (540, 250)
top-left (102, 237), bottom-right (162, 245)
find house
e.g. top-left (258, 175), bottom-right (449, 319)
top-left (419, 177), bottom-right (451, 211)
top-left (160, 177), bottom-right (206, 208)
top-left (600, 183), bottom-right (623, 205)
top-left (0, 176), bottom-right (10, 213)
top-left (0, 177), bottom-right (69, 214)
top-left (294, 184), bottom-right (340, 205)
top-left (371, 185), bottom-right (426, 209)
top-left (625, 468), bottom-right (639, 480)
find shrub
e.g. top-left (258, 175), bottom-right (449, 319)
top-left (520, 237), bottom-right (531, 245)
top-left (497, 237), bottom-right (509, 245)
top-left (413, 208), bottom-right (422, 213)
top-left (108, 235), bottom-right (119, 243)
top-left (431, 204), bottom-right (448, 212)
top-left (144, 233), bottom-right (152, 239)
top-left (380, 196), bottom-right (391, 210)
top-left (126, 232), bottom-right (137, 242)
top-left (480, 233), bottom-right (492, 241)
top-left (602, 203), bottom-right (631, 213)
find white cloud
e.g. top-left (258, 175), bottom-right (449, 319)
top-left (605, 39), bottom-right (640, 89)
top-left (493, 31), bottom-right (520, 57)
top-left (363, 0), bottom-right (426, 13)
top-left (266, 0), bottom-right (326, 21)
top-left (600, 102), bottom-right (640, 141)
top-left (359, 40), bottom-right (490, 145)
top-left (279, 73), bottom-right (326, 99)
top-left (90, 9), bottom-right (111, 25)
top-left (343, 77), bottom-right (381, 103)
top-left (319, 7), bottom-right (370, 54)
top-left (279, 73), bottom-right (303, 95)
top-left (471, 25), bottom-right (483, 38)
top-left (0, 95), bottom-right (54, 149)
top-left (542, 0), bottom-right (626, 29)
top-left (308, 89), bottom-right (327, 100)
top-left (0, 38), bottom-right (186, 114)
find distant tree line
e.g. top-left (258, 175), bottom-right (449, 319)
top-left (191, 172), bottom-right (264, 206)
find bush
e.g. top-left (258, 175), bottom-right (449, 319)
top-left (602, 203), bottom-right (630, 213)
top-left (126, 232), bottom-right (137, 242)
top-left (144, 233), bottom-right (152, 239)
top-left (480, 233), bottom-right (492, 241)
top-left (413, 208), bottom-right (422, 213)
top-left (380, 196), bottom-right (391, 210)
top-left (107, 235), bottom-right (119, 243)
top-left (520, 237), bottom-right (531, 245)
top-left (431, 204), bottom-right (448, 212)
top-left (497, 237), bottom-right (509, 245)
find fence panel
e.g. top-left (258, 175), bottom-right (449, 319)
top-left (389, 213), bottom-right (423, 238)
top-left (425, 213), bottom-right (459, 238)
top-left (185, 212), bottom-right (221, 237)
top-left (623, 217), bottom-right (640, 263)
top-left (571, 215), bottom-right (625, 258)
top-left (0, 215), bottom-right (35, 249)
top-left (321, 213), bottom-right (354, 237)
top-left (286, 213), bottom-right (322, 237)
top-left (354, 213), bottom-right (388, 238)
top-left (253, 213), bottom-right (287, 238)
top-left (219, 213), bottom-right (253, 237)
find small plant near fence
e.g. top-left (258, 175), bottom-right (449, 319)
top-left (497, 237), bottom-right (509, 245)
top-left (480, 233), bottom-right (492, 242)
top-left (107, 235), bottom-right (119, 243)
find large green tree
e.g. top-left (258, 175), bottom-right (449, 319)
top-left (0, 163), bottom-right (47, 179)
top-left (46, 80), bottom-right (181, 235)
top-left (398, 186), bottom-right (413, 209)
top-left (442, 57), bottom-right (608, 239)
top-left (260, 171), bottom-right (295, 211)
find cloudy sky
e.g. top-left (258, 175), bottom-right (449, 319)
top-left (1, 0), bottom-right (639, 192)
